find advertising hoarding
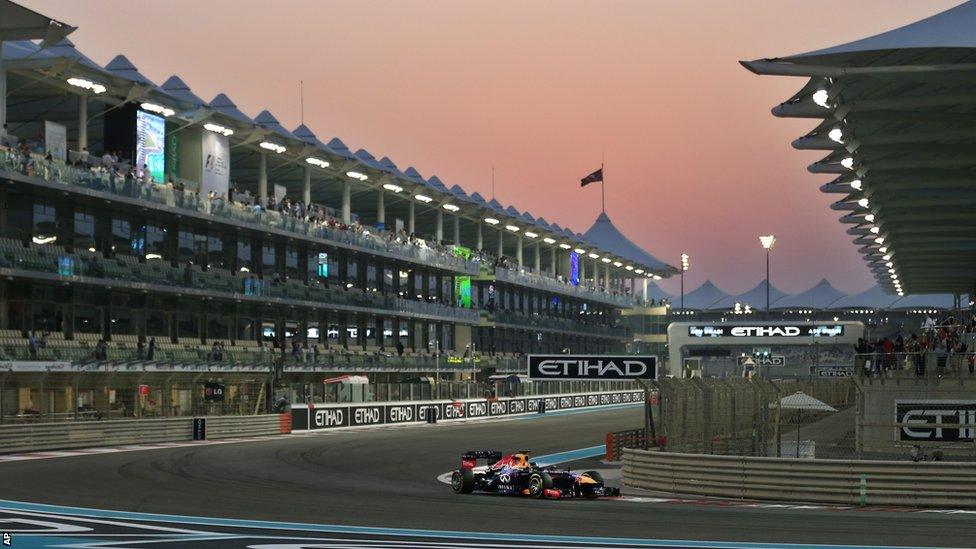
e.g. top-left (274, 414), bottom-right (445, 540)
top-left (44, 120), bottom-right (67, 161)
top-left (527, 355), bottom-right (658, 380)
top-left (201, 130), bottom-right (230, 197)
top-left (135, 110), bottom-right (166, 182)
top-left (454, 276), bottom-right (472, 308)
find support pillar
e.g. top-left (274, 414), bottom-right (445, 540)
top-left (497, 230), bottom-right (503, 258)
top-left (78, 94), bottom-right (88, 151)
top-left (341, 180), bottom-right (351, 224)
top-left (453, 214), bottom-right (460, 245)
top-left (377, 191), bottom-right (385, 227)
top-left (408, 200), bottom-right (415, 235)
top-left (476, 222), bottom-right (483, 251)
top-left (550, 247), bottom-right (557, 276)
top-left (258, 152), bottom-right (268, 205)
top-left (303, 166), bottom-right (311, 205)
top-left (533, 242), bottom-right (540, 272)
top-left (435, 209), bottom-right (443, 243)
top-left (516, 236), bottom-right (523, 266)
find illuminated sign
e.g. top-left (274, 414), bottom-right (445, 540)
top-left (136, 110), bottom-right (166, 183)
top-left (317, 252), bottom-right (329, 278)
top-left (737, 355), bottom-right (785, 367)
top-left (455, 276), bottom-right (472, 308)
top-left (896, 401), bottom-right (976, 442)
top-left (528, 355), bottom-right (657, 380)
top-left (687, 325), bottom-right (845, 338)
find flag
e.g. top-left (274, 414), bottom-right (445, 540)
top-left (580, 168), bottom-right (603, 187)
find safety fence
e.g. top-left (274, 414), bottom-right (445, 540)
top-left (657, 378), bottom-right (856, 457)
top-left (605, 428), bottom-right (667, 461)
top-left (292, 390), bottom-right (645, 431)
top-left (0, 413), bottom-right (289, 454)
top-left (622, 448), bottom-right (976, 508)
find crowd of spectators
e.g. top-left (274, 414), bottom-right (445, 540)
top-left (856, 313), bottom-right (975, 377)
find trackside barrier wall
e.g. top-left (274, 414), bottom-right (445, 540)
top-left (621, 448), bottom-right (976, 508)
top-left (291, 390), bottom-right (645, 431)
top-left (0, 414), bottom-right (289, 454)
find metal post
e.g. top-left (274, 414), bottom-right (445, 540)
top-left (680, 269), bottom-right (684, 310)
top-left (258, 152), bottom-right (268, 205)
top-left (765, 248), bottom-right (771, 319)
top-left (303, 166), bottom-right (311, 205)
top-left (78, 94), bottom-right (88, 151)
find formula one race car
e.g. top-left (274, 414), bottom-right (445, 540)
top-left (450, 450), bottom-right (619, 499)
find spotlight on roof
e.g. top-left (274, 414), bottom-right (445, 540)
top-left (67, 77), bottom-right (106, 94)
top-left (442, 203), bottom-right (460, 212)
top-left (878, 246), bottom-right (887, 254)
top-left (857, 198), bottom-right (869, 208)
top-left (204, 123), bottom-right (234, 137)
top-left (573, 248), bottom-right (586, 254)
top-left (484, 217), bottom-right (500, 225)
top-left (414, 194), bottom-right (432, 203)
top-left (875, 236), bottom-right (885, 244)
top-left (612, 261), bottom-right (623, 267)
top-left (346, 171), bottom-right (369, 181)
top-left (382, 183), bottom-right (404, 193)
top-left (558, 243), bottom-right (571, 249)
top-left (140, 102), bottom-right (175, 117)
top-left (587, 253), bottom-right (599, 259)
top-left (840, 157), bottom-right (854, 170)
top-left (601, 257), bottom-right (611, 263)
top-left (543, 237), bottom-right (556, 244)
top-left (634, 269), bottom-right (645, 274)
top-left (625, 265), bottom-right (634, 271)
top-left (828, 128), bottom-right (844, 144)
top-left (812, 89), bottom-right (830, 108)
top-left (505, 224), bottom-right (520, 232)
top-left (260, 141), bottom-right (286, 154)
top-left (653, 274), bottom-right (662, 280)
top-left (305, 157), bottom-right (330, 168)
top-left (849, 179), bottom-right (862, 191)
top-left (524, 231), bottom-right (538, 239)
top-left (869, 227), bottom-right (880, 234)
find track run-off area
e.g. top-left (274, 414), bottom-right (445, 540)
top-left (1, 405), bottom-right (974, 548)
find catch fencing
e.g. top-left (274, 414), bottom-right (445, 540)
top-left (0, 413), bottom-right (289, 454)
top-left (657, 378), bottom-right (855, 457)
top-left (622, 447), bottom-right (976, 508)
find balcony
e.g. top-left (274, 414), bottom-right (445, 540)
top-left (489, 310), bottom-right (631, 339)
top-left (494, 266), bottom-right (635, 308)
top-left (0, 149), bottom-right (479, 275)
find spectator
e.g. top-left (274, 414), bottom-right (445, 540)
top-left (27, 331), bottom-right (38, 359)
top-left (147, 337), bottom-right (156, 361)
top-left (137, 337), bottom-right (145, 360)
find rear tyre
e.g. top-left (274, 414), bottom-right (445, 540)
top-left (452, 468), bottom-right (475, 494)
top-left (528, 472), bottom-right (554, 498)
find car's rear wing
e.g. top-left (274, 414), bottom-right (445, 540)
top-left (461, 450), bottom-right (502, 469)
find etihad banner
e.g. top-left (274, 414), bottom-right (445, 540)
top-left (527, 355), bottom-right (657, 380)
top-left (687, 324), bottom-right (845, 338)
top-left (291, 390), bottom-right (644, 430)
top-left (896, 400), bottom-right (976, 442)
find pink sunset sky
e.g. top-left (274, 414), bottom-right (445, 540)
top-left (23, 0), bottom-right (960, 295)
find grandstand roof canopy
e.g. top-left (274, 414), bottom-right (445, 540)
top-left (742, 0), bottom-right (976, 296)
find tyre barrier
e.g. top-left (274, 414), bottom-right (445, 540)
top-left (0, 413), bottom-right (290, 454)
top-left (291, 390), bottom-right (644, 431)
top-left (621, 448), bottom-right (976, 508)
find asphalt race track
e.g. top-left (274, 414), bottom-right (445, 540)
top-left (1, 405), bottom-right (975, 548)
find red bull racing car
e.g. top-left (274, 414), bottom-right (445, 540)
top-left (450, 450), bottom-right (619, 499)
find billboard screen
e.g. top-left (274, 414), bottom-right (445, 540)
top-left (455, 276), bottom-right (472, 308)
top-left (135, 110), bottom-right (166, 183)
top-left (569, 252), bottom-right (580, 286)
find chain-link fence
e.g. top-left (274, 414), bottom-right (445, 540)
top-left (657, 378), bottom-right (856, 458)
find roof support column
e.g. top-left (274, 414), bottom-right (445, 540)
top-left (377, 190), bottom-right (385, 227)
top-left (476, 222), bottom-right (483, 251)
top-left (302, 166), bottom-right (311, 205)
top-left (604, 265), bottom-right (610, 289)
top-left (579, 256), bottom-right (585, 282)
top-left (533, 242), bottom-right (540, 272)
top-left (258, 152), bottom-right (268, 206)
top-left (516, 235), bottom-right (523, 266)
top-left (77, 94), bottom-right (88, 151)
top-left (642, 278), bottom-right (648, 303)
top-left (550, 247), bottom-right (556, 276)
top-left (408, 200), bottom-right (415, 235)
top-left (497, 230), bottom-right (503, 258)
top-left (453, 214), bottom-right (460, 245)
top-left (341, 180), bottom-right (351, 224)
top-left (0, 52), bottom-right (5, 142)
top-left (435, 209), bottom-right (443, 243)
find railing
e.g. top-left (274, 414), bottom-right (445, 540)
top-left (0, 240), bottom-right (478, 324)
top-left (0, 149), bottom-right (478, 274)
top-left (494, 266), bottom-right (636, 307)
top-left (622, 448), bottom-right (976, 508)
top-left (490, 310), bottom-right (631, 339)
top-left (853, 351), bottom-right (975, 380)
top-left (0, 414), bottom-right (289, 454)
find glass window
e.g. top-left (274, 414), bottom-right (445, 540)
top-left (111, 217), bottom-right (131, 256)
top-left (146, 309), bottom-right (168, 337)
top-left (346, 255), bottom-right (359, 286)
top-left (176, 313), bottom-right (199, 339)
top-left (177, 229), bottom-right (194, 264)
top-left (110, 306), bottom-right (133, 337)
top-left (207, 235), bottom-right (224, 270)
top-left (237, 239), bottom-right (252, 273)
top-left (145, 224), bottom-right (167, 261)
top-left (32, 202), bottom-right (57, 245)
top-left (207, 315), bottom-right (229, 340)
top-left (366, 261), bottom-right (377, 292)
top-left (194, 233), bottom-right (207, 266)
top-left (261, 242), bottom-right (276, 276)
top-left (285, 244), bottom-right (299, 280)
top-left (73, 210), bottom-right (96, 252)
top-left (3, 192), bottom-right (30, 241)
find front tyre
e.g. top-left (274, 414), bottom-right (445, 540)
top-left (452, 469), bottom-right (475, 494)
top-left (528, 472), bottom-right (554, 498)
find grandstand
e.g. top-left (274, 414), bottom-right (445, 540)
top-left (0, 1), bottom-right (676, 420)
